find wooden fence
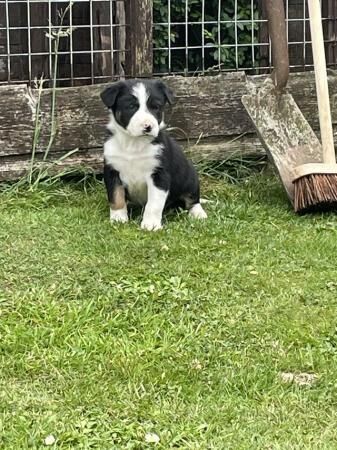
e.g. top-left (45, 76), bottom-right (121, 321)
top-left (0, 0), bottom-right (337, 181)
top-left (2, 70), bottom-right (337, 181)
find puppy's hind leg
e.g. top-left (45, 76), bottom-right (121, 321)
top-left (189, 202), bottom-right (207, 219)
top-left (183, 190), bottom-right (207, 220)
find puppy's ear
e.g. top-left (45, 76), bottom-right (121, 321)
top-left (100, 82), bottom-right (124, 108)
top-left (155, 80), bottom-right (174, 105)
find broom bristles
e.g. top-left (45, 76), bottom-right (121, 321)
top-left (294, 173), bottom-right (337, 213)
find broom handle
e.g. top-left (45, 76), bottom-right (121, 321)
top-left (308, 0), bottom-right (336, 164)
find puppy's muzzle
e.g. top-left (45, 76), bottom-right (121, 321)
top-left (143, 124), bottom-right (153, 134)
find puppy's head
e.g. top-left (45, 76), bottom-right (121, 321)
top-left (100, 79), bottom-right (173, 138)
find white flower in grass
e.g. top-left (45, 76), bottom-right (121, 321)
top-left (44, 434), bottom-right (56, 446)
top-left (145, 432), bottom-right (160, 444)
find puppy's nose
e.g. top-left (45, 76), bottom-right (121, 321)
top-left (144, 124), bottom-right (152, 133)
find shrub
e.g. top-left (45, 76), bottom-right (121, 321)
top-left (153, 0), bottom-right (259, 74)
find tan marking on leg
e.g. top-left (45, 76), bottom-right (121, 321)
top-left (110, 185), bottom-right (126, 210)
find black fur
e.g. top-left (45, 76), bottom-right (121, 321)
top-left (151, 131), bottom-right (200, 209)
top-left (103, 164), bottom-right (123, 204)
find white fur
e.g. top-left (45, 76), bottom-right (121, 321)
top-left (141, 178), bottom-right (168, 231)
top-left (189, 203), bottom-right (207, 219)
top-left (110, 206), bottom-right (128, 223)
top-left (126, 83), bottom-right (159, 138)
top-left (104, 114), bottom-right (162, 206)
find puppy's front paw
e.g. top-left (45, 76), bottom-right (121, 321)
top-left (141, 215), bottom-right (163, 231)
top-left (189, 203), bottom-right (207, 220)
top-left (110, 208), bottom-right (128, 223)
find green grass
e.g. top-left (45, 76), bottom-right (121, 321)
top-left (1, 173), bottom-right (337, 449)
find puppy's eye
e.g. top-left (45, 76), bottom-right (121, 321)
top-left (127, 103), bottom-right (138, 110)
top-left (152, 104), bottom-right (160, 111)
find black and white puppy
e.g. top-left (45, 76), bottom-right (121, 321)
top-left (100, 79), bottom-right (207, 231)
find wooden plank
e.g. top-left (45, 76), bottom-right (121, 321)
top-left (125, 0), bottom-right (153, 77)
top-left (6, 126), bottom-right (337, 182)
top-left (0, 150), bottom-right (103, 182)
top-left (2, 71), bottom-right (337, 182)
top-left (0, 84), bottom-right (37, 155)
top-left (242, 78), bottom-right (322, 202)
top-left (2, 71), bottom-right (337, 158)
top-left (0, 72), bottom-right (250, 157)
top-left (0, 134), bottom-right (266, 181)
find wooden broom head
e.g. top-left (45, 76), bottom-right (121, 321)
top-left (293, 163), bottom-right (337, 181)
top-left (293, 164), bottom-right (337, 213)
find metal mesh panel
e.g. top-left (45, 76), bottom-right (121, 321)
top-left (153, 0), bottom-right (337, 75)
top-left (0, 0), bottom-right (336, 85)
top-left (0, 0), bottom-right (127, 86)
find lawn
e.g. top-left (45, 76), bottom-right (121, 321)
top-left (1, 172), bottom-right (337, 449)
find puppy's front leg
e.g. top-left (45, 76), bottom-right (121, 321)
top-left (104, 163), bottom-right (128, 223)
top-left (141, 176), bottom-right (168, 231)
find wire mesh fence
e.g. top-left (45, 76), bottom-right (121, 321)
top-left (153, 0), bottom-right (337, 75)
top-left (0, 0), bottom-right (127, 86)
top-left (0, 0), bottom-right (336, 86)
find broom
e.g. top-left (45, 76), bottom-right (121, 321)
top-left (293, 0), bottom-right (337, 213)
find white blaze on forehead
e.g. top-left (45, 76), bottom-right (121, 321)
top-left (127, 82), bottom-right (159, 137)
top-left (132, 83), bottom-right (149, 110)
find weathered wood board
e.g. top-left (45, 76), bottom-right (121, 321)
top-left (242, 77), bottom-right (323, 203)
top-left (0, 135), bottom-right (266, 181)
top-left (1, 71), bottom-right (337, 181)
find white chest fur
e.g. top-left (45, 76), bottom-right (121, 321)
top-left (104, 133), bottom-right (162, 205)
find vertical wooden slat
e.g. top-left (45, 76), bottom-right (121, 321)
top-left (92, 1), bottom-right (126, 81)
top-left (257, 0), bottom-right (269, 73)
top-left (287, 0), bottom-right (306, 70)
top-left (323, 0), bottom-right (337, 68)
top-left (114, 0), bottom-right (126, 79)
top-left (92, 2), bottom-right (112, 80)
top-left (258, 0), bottom-right (298, 73)
top-left (69, 4), bottom-right (91, 85)
top-left (258, 0), bottom-right (336, 73)
top-left (125, 0), bottom-right (153, 77)
top-left (30, 4), bottom-right (49, 82)
top-left (0, 5), bottom-right (7, 81)
top-left (9, 5), bottom-right (29, 81)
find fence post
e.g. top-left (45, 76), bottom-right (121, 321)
top-left (125, 0), bottom-right (153, 78)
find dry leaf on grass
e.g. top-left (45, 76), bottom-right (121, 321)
top-left (280, 372), bottom-right (318, 386)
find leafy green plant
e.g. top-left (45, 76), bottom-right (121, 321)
top-left (153, 0), bottom-right (259, 73)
